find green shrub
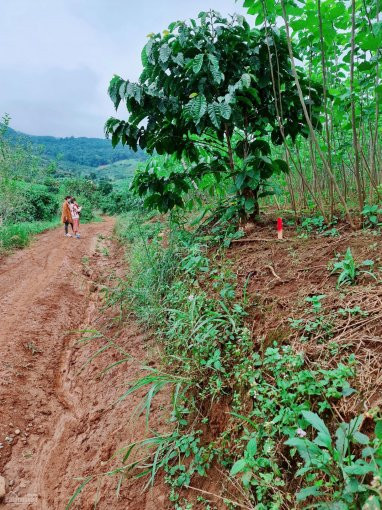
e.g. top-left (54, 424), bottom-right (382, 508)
top-left (362, 204), bottom-right (382, 228)
top-left (99, 185), bottom-right (143, 215)
top-left (285, 412), bottom-right (382, 508)
top-left (0, 180), bottom-right (59, 224)
top-left (0, 220), bottom-right (59, 253)
top-left (331, 248), bottom-right (375, 287)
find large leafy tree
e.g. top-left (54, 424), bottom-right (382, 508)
top-left (106, 10), bottom-right (321, 219)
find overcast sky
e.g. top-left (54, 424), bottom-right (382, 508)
top-left (0, 0), bottom-right (251, 138)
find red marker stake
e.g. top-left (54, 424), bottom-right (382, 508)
top-left (277, 217), bottom-right (283, 240)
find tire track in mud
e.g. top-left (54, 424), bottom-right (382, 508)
top-left (0, 220), bottom-right (115, 509)
top-left (0, 219), bottom-right (170, 510)
top-left (34, 281), bottom-right (103, 508)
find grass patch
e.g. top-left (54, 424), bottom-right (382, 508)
top-left (0, 220), bottom-right (60, 253)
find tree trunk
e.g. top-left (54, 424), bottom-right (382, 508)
top-left (317, 0), bottom-right (335, 219)
top-left (280, 0), bottom-right (357, 230)
top-left (242, 186), bottom-right (260, 222)
top-left (350, 0), bottom-right (365, 213)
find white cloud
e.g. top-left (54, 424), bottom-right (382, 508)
top-left (0, 0), bottom-right (250, 137)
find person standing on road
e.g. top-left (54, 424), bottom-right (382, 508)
top-left (61, 195), bottom-right (73, 237)
top-left (70, 197), bottom-right (82, 239)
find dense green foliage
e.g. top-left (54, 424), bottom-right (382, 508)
top-left (0, 179), bottom-right (58, 224)
top-left (4, 125), bottom-right (146, 177)
top-left (0, 220), bottom-right (59, 254)
top-left (106, 11), bottom-right (321, 219)
top-left (109, 212), bottom-right (382, 509)
top-left (242, 0), bottom-right (382, 221)
top-left (107, 0), bottom-right (381, 224)
top-left (0, 115), bottom-right (140, 252)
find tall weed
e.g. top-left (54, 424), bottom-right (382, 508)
top-left (0, 220), bottom-right (59, 253)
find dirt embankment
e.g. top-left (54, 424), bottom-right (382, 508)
top-left (2, 217), bottom-right (381, 510)
top-left (0, 219), bottom-right (169, 510)
top-left (229, 220), bottom-right (382, 413)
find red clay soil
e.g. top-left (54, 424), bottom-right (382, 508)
top-left (228, 220), bottom-right (382, 414)
top-left (1, 217), bottom-right (381, 510)
top-left (0, 219), bottom-right (169, 510)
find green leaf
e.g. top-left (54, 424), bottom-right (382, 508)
top-left (207, 103), bottom-right (221, 129)
top-left (358, 61), bottom-right (373, 72)
top-left (260, 159), bottom-right (274, 179)
top-left (358, 33), bottom-right (381, 52)
top-left (352, 431), bottom-right (370, 445)
top-left (247, 87), bottom-right (260, 103)
top-left (369, 215), bottom-right (378, 224)
top-left (375, 420), bottom-right (382, 440)
top-left (237, 95), bottom-right (253, 107)
top-left (376, 85), bottom-right (382, 103)
top-left (172, 52), bottom-right (184, 66)
top-left (302, 411), bottom-right (332, 448)
top-left (272, 158), bottom-right (289, 174)
top-left (344, 461), bottom-right (374, 476)
top-left (342, 385), bottom-right (356, 397)
top-left (192, 54), bottom-right (204, 74)
top-left (65, 477), bottom-right (93, 509)
top-left (230, 458), bottom-right (247, 476)
top-left (145, 39), bottom-right (155, 64)
top-left (258, 190), bottom-right (275, 198)
top-left (290, 19), bottom-right (308, 32)
top-left (235, 73), bottom-right (251, 91)
top-left (159, 43), bottom-right (171, 63)
top-left (250, 140), bottom-right (270, 155)
top-left (187, 94), bottom-right (207, 124)
top-left (141, 45), bottom-right (149, 67)
top-left (285, 437), bottom-right (323, 462)
top-left (235, 172), bottom-right (246, 190)
top-left (219, 102), bottom-right (232, 120)
top-left (193, 94), bottom-right (207, 123)
top-left (363, 496), bottom-right (381, 510)
top-left (108, 75), bottom-right (124, 109)
top-left (328, 88), bottom-right (342, 97)
top-left (241, 470), bottom-right (252, 487)
top-left (230, 412), bottom-right (257, 429)
top-left (296, 485), bottom-right (323, 502)
top-left (245, 197), bottom-right (255, 213)
top-left (327, 2), bottom-right (346, 21)
top-left (362, 447), bottom-right (375, 458)
top-left (111, 132), bottom-right (120, 148)
top-left (246, 437), bottom-right (257, 457)
top-left (208, 54), bottom-right (223, 84)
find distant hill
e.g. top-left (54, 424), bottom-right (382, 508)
top-left (4, 126), bottom-right (147, 181)
top-left (95, 159), bottom-right (139, 182)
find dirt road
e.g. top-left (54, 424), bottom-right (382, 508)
top-left (0, 220), bottom-right (169, 509)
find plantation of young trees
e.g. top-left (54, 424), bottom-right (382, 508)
top-left (106, 0), bottom-right (381, 227)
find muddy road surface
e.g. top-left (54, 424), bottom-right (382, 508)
top-left (0, 219), bottom-right (168, 509)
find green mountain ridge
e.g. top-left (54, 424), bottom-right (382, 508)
top-left (4, 126), bottom-right (146, 181)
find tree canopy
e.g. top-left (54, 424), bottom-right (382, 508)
top-left (106, 10), bottom-right (322, 218)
